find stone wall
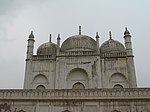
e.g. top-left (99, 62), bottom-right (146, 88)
top-left (0, 88), bottom-right (150, 112)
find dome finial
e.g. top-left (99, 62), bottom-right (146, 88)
top-left (29, 31), bottom-right (34, 39)
top-left (49, 34), bottom-right (52, 42)
top-left (124, 27), bottom-right (130, 35)
top-left (57, 34), bottom-right (60, 40)
top-left (109, 31), bottom-right (112, 40)
top-left (79, 25), bottom-right (81, 35)
top-left (96, 32), bottom-right (100, 38)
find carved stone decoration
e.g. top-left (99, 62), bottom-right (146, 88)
top-left (0, 103), bottom-right (11, 112)
top-left (17, 110), bottom-right (26, 112)
top-left (143, 109), bottom-right (150, 112)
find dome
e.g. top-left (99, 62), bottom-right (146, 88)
top-left (37, 42), bottom-right (57, 55)
top-left (61, 35), bottom-right (97, 51)
top-left (100, 39), bottom-right (126, 53)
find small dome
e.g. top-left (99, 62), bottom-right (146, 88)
top-left (61, 35), bottom-right (97, 51)
top-left (37, 42), bottom-right (57, 55)
top-left (100, 39), bottom-right (126, 53)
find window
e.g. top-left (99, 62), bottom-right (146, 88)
top-left (36, 85), bottom-right (46, 90)
top-left (72, 82), bottom-right (85, 89)
top-left (113, 84), bottom-right (123, 88)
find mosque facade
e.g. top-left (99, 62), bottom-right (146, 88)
top-left (0, 27), bottom-right (150, 112)
top-left (24, 27), bottom-right (137, 89)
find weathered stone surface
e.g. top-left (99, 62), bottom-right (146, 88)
top-left (0, 89), bottom-right (150, 112)
top-left (0, 29), bottom-right (144, 112)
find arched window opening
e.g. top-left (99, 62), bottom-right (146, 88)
top-left (36, 85), bottom-right (46, 90)
top-left (72, 82), bottom-right (85, 89)
top-left (113, 84), bottom-right (123, 88)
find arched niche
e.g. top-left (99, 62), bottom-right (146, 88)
top-left (109, 72), bottom-right (128, 88)
top-left (72, 82), bottom-right (85, 89)
top-left (113, 84), bottom-right (123, 88)
top-left (32, 74), bottom-right (48, 89)
top-left (36, 85), bottom-right (46, 90)
top-left (67, 68), bottom-right (89, 89)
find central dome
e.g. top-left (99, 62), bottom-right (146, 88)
top-left (61, 35), bottom-right (97, 52)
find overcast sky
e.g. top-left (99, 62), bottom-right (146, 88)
top-left (0, 0), bottom-right (149, 88)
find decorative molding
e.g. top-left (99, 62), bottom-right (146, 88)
top-left (0, 88), bottom-right (150, 100)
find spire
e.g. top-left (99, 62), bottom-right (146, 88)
top-left (29, 31), bottom-right (34, 39)
top-left (109, 31), bottom-right (112, 40)
top-left (57, 34), bottom-right (60, 40)
top-left (124, 27), bottom-right (131, 37)
top-left (95, 32), bottom-right (100, 53)
top-left (123, 27), bottom-right (133, 56)
top-left (96, 32), bottom-right (100, 38)
top-left (79, 25), bottom-right (81, 35)
top-left (49, 34), bottom-right (52, 42)
top-left (124, 27), bottom-right (130, 35)
top-left (57, 34), bottom-right (60, 55)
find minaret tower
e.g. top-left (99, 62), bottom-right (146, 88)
top-left (24, 31), bottom-right (35, 89)
top-left (26, 31), bottom-right (35, 59)
top-left (123, 28), bottom-right (137, 87)
top-left (57, 34), bottom-right (60, 55)
top-left (95, 32), bottom-right (100, 54)
top-left (124, 27), bottom-right (133, 56)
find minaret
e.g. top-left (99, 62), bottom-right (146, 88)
top-left (24, 31), bottom-right (35, 89)
top-left (123, 28), bottom-right (137, 88)
top-left (57, 34), bottom-right (60, 55)
top-left (95, 32), bottom-right (100, 53)
top-left (26, 31), bottom-right (35, 60)
top-left (124, 27), bottom-right (133, 56)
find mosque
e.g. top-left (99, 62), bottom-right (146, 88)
top-left (0, 27), bottom-right (150, 112)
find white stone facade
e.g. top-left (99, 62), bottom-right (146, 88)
top-left (24, 28), bottom-right (137, 89)
top-left (1, 28), bottom-right (146, 112)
